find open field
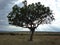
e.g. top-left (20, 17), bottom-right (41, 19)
top-left (0, 31), bottom-right (60, 45)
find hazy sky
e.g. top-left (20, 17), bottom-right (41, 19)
top-left (0, 0), bottom-right (60, 32)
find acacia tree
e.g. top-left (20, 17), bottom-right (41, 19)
top-left (7, 0), bottom-right (55, 41)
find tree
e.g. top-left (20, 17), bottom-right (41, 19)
top-left (7, 0), bottom-right (55, 41)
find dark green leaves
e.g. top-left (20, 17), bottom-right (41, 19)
top-left (7, 0), bottom-right (55, 28)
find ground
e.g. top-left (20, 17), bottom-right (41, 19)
top-left (0, 32), bottom-right (60, 45)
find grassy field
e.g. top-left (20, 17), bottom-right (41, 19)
top-left (0, 31), bottom-right (60, 45)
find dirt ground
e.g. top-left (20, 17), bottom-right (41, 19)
top-left (0, 33), bottom-right (60, 45)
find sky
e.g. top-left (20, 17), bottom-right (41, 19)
top-left (0, 0), bottom-right (60, 32)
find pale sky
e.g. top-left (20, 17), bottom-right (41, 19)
top-left (0, 0), bottom-right (60, 32)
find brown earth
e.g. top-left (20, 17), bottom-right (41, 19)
top-left (0, 32), bottom-right (60, 45)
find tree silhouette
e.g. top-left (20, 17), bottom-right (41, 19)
top-left (7, 0), bottom-right (55, 41)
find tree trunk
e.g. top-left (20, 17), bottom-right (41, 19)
top-left (29, 30), bottom-right (34, 41)
top-left (29, 27), bottom-right (35, 41)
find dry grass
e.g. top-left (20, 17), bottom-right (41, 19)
top-left (0, 32), bottom-right (60, 45)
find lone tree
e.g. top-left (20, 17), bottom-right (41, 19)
top-left (7, 0), bottom-right (55, 41)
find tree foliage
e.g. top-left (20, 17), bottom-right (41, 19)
top-left (7, 1), bottom-right (54, 28)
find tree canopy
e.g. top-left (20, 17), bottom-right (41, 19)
top-left (7, 1), bottom-right (54, 28)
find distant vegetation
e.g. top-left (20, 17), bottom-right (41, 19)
top-left (0, 32), bottom-right (60, 36)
